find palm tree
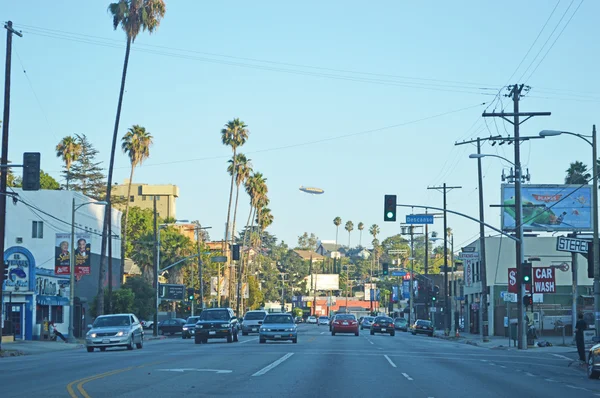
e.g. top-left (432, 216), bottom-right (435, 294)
top-left (221, 119), bottom-right (249, 246)
top-left (121, 125), bottom-right (153, 280)
top-left (333, 217), bottom-right (342, 250)
top-left (99, 0), bottom-right (166, 317)
top-left (345, 221), bottom-right (354, 249)
top-left (55, 136), bottom-right (82, 189)
top-left (357, 222), bottom-right (364, 247)
top-left (369, 224), bottom-right (380, 279)
top-left (257, 207), bottom-right (273, 231)
top-left (565, 161), bottom-right (591, 184)
top-left (369, 224), bottom-right (380, 242)
top-left (228, 153), bottom-right (252, 246)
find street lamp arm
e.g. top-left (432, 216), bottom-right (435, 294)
top-left (159, 253), bottom-right (200, 272)
top-left (469, 153), bottom-right (515, 166)
top-left (539, 130), bottom-right (593, 146)
top-left (396, 204), bottom-right (519, 242)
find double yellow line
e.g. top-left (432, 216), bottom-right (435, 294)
top-left (66, 361), bottom-right (164, 398)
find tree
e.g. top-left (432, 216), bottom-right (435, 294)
top-left (69, 134), bottom-right (106, 200)
top-left (99, 0), bottom-right (166, 318)
top-left (56, 135), bottom-right (82, 189)
top-left (369, 224), bottom-right (380, 278)
top-left (227, 153), bottom-right (251, 251)
top-left (345, 221), bottom-right (354, 248)
top-left (122, 277), bottom-right (154, 319)
top-left (122, 206), bottom-right (154, 259)
top-left (121, 125), bottom-right (153, 283)
top-left (10, 170), bottom-right (60, 190)
top-left (333, 217), bottom-right (342, 249)
top-left (246, 275), bottom-right (263, 310)
top-left (565, 161), bottom-right (590, 184)
top-left (296, 232), bottom-right (318, 250)
top-left (357, 222), bottom-right (364, 247)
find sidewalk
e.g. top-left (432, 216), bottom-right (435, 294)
top-left (435, 330), bottom-right (579, 354)
top-left (0, 335), bottom-right (167, 357)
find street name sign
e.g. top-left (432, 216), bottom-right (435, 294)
top-left (406, 214), bottom-right (434, 224)
top-left (159, 284), bottom-right (185, 300)
top-left (556, 236), bottom-right (589, 254)
top-left (391, 271), bottom-right (407, 277)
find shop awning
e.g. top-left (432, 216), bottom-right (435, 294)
top-left (37, 295), bottom-right (69, 306)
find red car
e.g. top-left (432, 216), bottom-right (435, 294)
top-left (331, 314), bottom-right (359, 336)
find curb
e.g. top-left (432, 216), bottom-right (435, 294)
top-left (145, 336), bottom-right (168, 341)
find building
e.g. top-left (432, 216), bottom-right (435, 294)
top-left (316, 240), bottom-right (343, 258)
top-left (1, 189), bottom-right (121, 340)
top-left (462, 235), bottom-right (591, 336)
top-left (112, 180), bottom-right (179, 220)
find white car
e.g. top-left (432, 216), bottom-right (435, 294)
top-left (318, 316), bottom-right (329, 326)
top-left (307, 316), bottom-right (317, 324)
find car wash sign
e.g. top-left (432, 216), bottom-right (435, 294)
top-left (532, 267), bottom-right (556, 294)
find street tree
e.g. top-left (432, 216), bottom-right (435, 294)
top-left (56, 135), bottom-right (82, 189)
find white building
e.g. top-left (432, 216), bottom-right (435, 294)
top-left (2, 189), bottom-right (121, 340)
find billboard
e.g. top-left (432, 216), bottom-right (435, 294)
top-left (309, 274), bottom-right (339, 291)
top-left (55, 233), bottom-right (92, 276)
top-left (501, 184), bottom-right (592, 231)
top-left (364, 283), bottom-right (376, 301)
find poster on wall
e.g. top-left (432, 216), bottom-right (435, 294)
top-left (55, 233), bottom-right (92, 276)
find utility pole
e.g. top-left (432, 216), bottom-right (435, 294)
top-left (280, 273), bottom-right (287, 312)
top-left (483, 84), bottom-right (550, 349)
top-left (0, 21), bottom-right (22, 351)
top-left (152, 197), bottom-right (159, 337)
top-left (401, 224), bottom-right (422, 324)
top-left (428, 183), bottom-right (461, 335)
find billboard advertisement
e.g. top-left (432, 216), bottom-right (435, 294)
top-left (501, 184), bottom-right (592, 231)
top-left (364, 283), bottom-right (376, 301)
top-left (55, 233), bottom-right (92, 276)
top-left (310, 274), bottom-right (339, 291)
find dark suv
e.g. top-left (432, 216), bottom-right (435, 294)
top-left (194, 308), bottom-right (239, 344)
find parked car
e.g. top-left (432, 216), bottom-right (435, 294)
top-left (141, 320), bottom-right (154, 330)
top-left (294, 316), bottom-right (303, 324)
top-left (360, 316), bottom-right (375, 330)
top-left (157, 318), bottom-right (186, 335)
top-left (411, 319), bottom-right (434, 337)
top-left (182, 316), bottom-right (200, 339)
top-left (331, 314), bottom-right (359, 336)
top-left (194, 308), bottom-right (239, 344)
top-left (85, 313), bottom-right (144, 352)
top-left (370, 316), bottom-right (395, 336)
top-left (259, 313), bottom-right (297, 344)
top-left (318, 316), bottom-right (329, 326)
top-left (307, 316), bottom-right (317, 324)
top-left (241, 310), bottom-right (268, 336)
top-left (394, 317), bottom-right (408, 332)
top-left (588, 342), bottom-right (600, 379)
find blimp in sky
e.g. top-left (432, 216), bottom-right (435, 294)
top-left (299, 186), bottom-right (324, 195)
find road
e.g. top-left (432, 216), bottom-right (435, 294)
top-left (1, 324), bottom-right (598, 398)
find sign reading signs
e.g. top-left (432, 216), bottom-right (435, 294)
top-left (508, 268), bottom-right (518, 293)
top-left (556, 236), bottom-right (589, 254)
top-left (533, 267), bottom-right (556, 293)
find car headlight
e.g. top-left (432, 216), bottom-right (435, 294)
top-left (89, 333), bottom-right (97, 338)
top-left (183, 326), bottom-right (188, 330)
top-left (220, 323), bottom-right (230, 328)
top-left (285, 328), bottom-right (294, 332)
top-left (116, 331), bottom-right (125, 337)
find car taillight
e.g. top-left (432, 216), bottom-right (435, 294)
top-left (350, 321), bottom-right (356, 325)
top-left (373, 323), bottom-right (379, 327)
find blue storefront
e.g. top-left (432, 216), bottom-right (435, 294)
top-left (2, 246), bottom-right (36, 340)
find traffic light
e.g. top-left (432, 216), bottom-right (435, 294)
top-left (22, 152), bottom-right (41, 191)
top-left (523, 294), bottom-right (533, 307)
top-left (232, 244), bottom-right (240, 261)
top-left (382, 263), bottom-right (389, 276)
top-left (187, 288), bottom-right (194, 301)
top-left (522, 262), bottom-right (532, 284)
top-left (384, 195), bottom-right (397, 222)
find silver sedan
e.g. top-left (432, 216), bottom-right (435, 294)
top-left (85, 313), bottom-right (144, 352)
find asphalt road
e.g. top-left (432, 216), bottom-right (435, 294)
top-left (1, 324), bottom-right (599, 398)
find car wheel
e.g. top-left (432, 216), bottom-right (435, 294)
top-left (292, 338), bottom-right (297, 344)
top-left (136, 336), bottom-right (143, 349)
top-left (412, 332), bottom-right (416, 335)
top-left (331, 331), bottom-right (336, 336)
top-left (391, 332), bottom-right (395, 337)
top-left (99, 347), bottom-right (106, 352)
top-left (86, 347), bottom-right (94, 353)
top-left (355, 331), bottom-right (359, 336)
top-left (370, 330), bottom-right (374, 335)
top-left (227, 332), bottom-right (233, 343)
top-left (195, 335), bottom-right (202, 344)
top-left (159, 329), bottom-right (164, 335)
top-left (182, 335), bottom-right (187, 339)
top-left (589, 354), bottom-right (600, 379)
top-left (242, 332), bottom-right (248, 336)
top-left (233, 330), bottom-right (239, 342)
top-left (127, 336), bottom-right (134, 350)
top-left (259, 338), bottom-right (266, 344)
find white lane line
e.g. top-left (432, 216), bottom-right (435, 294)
top-left (366, 338), bottom-right (374, 345)
top-left (525, 372), bottom-right (535, 377)
top-left (551, 354), bottom-right (572, 360)
top-left (402, 372), bottom-right (413, 381)
top-left (499, 365), bottom-right (507, 369)
top-left (320, 332), bottom-right (326, 335)
top-left (239, 338), bottom-right (258, 344)
top-left (252, 353), bottom-right (294, 377)
top-left (384, 355), bottom-right (397, 368)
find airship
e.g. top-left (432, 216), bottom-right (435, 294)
top-left (299, 186), bottom-right (324, 195)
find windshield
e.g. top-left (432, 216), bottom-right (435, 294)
top-left (244, 312), bottom-right (266, 320)
top-left (186, 317), bottom-right (200, 324)
top-left (395, 318), bottom-right (407, 323)
top-left (375, 317), bottom-right (393, 323)
top-left (417, 320), bottom-right (432, 326)
top-left (93, 315), bottom-right (130, 328)
top-left (264, 315), bottom-right (294, 324)
top-left (363, 317), bottom-right (374, 322)
top-left (336, 315), bottom-right (356, 321)
top-left (319, 316), bottom-right (328, 320)
top-left (199, 310), bottom-right (229, 321)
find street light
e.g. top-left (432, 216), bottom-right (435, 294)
top-left (68, 199), bottom-right (107, 343)
top-left (539, 126), bottom-right (599, 335)
top-left (469, 153), bottom-right (515, 165)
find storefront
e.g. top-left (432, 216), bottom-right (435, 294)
top-left (34, 268), bottom-right (70, 340)
top-left (2, 246), bottom-right (36, 340)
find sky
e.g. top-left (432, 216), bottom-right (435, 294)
top-left (1, 0), bottom-right (598, 253)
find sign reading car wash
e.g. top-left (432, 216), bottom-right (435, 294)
top-left (533, 267), bottom-right (556, 293)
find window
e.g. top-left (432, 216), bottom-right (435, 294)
top-left (156, 196), bottom-right (160, 201)
top-left (52, 306), bottom-right (64, 323)
top-left (36, 305), bottom-right (63, 323)
top-left (32, 221), bottom-right (43, 239)
top-left (148, 195), bottom-right (154, 201)
top-left (129, 196), bottom-right (134, 202)
top-left (142, 195), bottom-right (147, 201)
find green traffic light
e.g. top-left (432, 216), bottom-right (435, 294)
top-left (524, 276), bottom-right (530, 282)
top-left (386, 211), bottom-right (394, 219)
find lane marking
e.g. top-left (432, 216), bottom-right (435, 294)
top-left (551, 354), bottom-right (572, 360)
top-left (525, 372), bottom-right (535, 377)
top-left (365, 338), bottom-right (374, 345)
top-left (157, 368), bottom-right (232, 374)
top-left (402, 372), bottom-right (413, 381)
top-left (320, 332), bottom-right (326, 335)
top-left (499, 365), bottom-right (507, 369)
top-left (384, 355), bottom-right (397, 368)
top-left (239, 338), bottom-right (258, 344)
top-left (252, 353), bottom-right (294, 377)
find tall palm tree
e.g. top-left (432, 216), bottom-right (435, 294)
top-left (333, 217), bottom-right (342, 250)
top-left (357, 222), bottom-right (364, 247)
top-left (257, 207), bottom-right (273, 231)
top-left (121, 125), bottom-right (153, 280)
top-left (221, 119), bottom-right (249, 245)
top-left (369, 224), bottom-right (380, 279)
top-left (99, 0), bottom-right (166, 317)
top-left (345, 221), bottom-right (354, 249)
top-left (228, 153), bottom-right (252, 246)
top-left (565, 161), bottom-right (590, 184)
top-left (56, 136), bottom-right (82, 189)
top-left (369, 224), bottom-right (380, 242)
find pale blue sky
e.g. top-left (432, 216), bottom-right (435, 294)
top-left (1, 1), bottom-right (598, 251)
